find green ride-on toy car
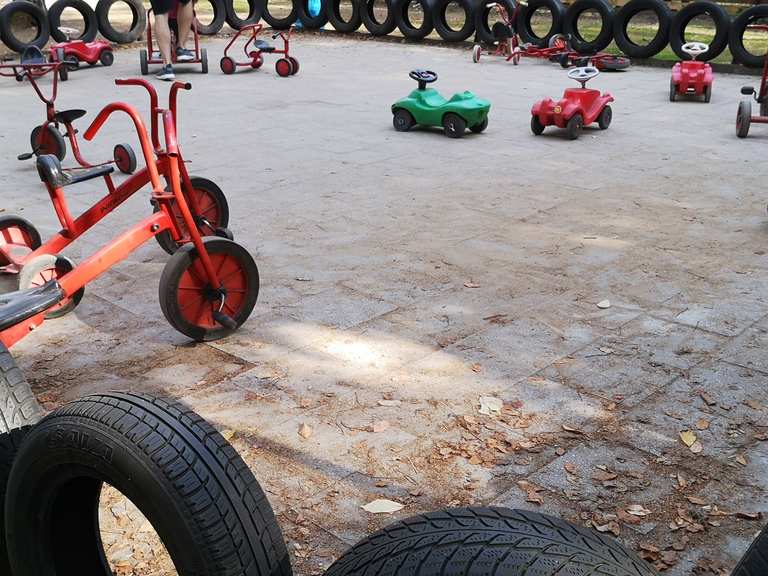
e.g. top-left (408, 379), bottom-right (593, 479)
top-left (391, 70), bottom-right (491, 138)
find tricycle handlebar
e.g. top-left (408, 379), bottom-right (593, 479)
top-left (83, 102), bottom-right (164, 194)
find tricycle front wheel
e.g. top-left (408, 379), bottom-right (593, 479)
top-left (159, 237), bottom-right (259, 341)
top-left (17, 254), bottom-right (84, 319)
top-left (30, 125), bottom-right (66, 161)
top-left (0, 216), bottom-right (41, 270)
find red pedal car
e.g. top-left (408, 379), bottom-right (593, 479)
top-left (670, 42), bottom-right (713, 102)
top-left (531, 66), bottom-right (613, 139)
top-left (49, 39), bottom-right (114, 69)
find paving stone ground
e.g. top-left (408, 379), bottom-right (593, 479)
top-left (2, 32), bottom-right (767, 575)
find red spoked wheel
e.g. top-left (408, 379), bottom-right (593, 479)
top-left (220, 56), bottom-right (236, 74)
top-left (0, 216), bottom-right (41, 273)
top-left (159, 238), bottom-right (259, 341)
top-left (30, 125), bottom-right (67, 161)
top-left (154, 176), bottom-right (230, 255)
top-left (275, 58), bottom-right (293, 77)
top-left (18, 254), bottom-right (84, 318)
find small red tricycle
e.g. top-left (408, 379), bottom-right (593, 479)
top-left (0, 46), bottom-right (68, 82)
top-left (531, 66), bottom-right (614, 139)
top-left (1, 49), bottom-right (136, 174)
top-left (49, 39), bottom-right (115, 69)
top-left (140, 4), bottom-right (208, 75)
top-left (0, 79), bottom-right (258, 345)
top-left (220, 24), bottom-right (299, 77)
top-left (736, 25), bottom-right (768, 138)
top-left (670, 42), bottom-right (713, 102)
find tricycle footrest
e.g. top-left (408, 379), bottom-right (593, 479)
top-left (0, 281), bottom-right (64, 331)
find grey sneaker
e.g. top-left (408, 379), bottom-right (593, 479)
top-left (155, 64), bottom-right (175, 81)
top-left (176, 47), bottom-right (194, 62)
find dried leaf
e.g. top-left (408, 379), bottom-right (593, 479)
top-left (745, 399), bottom-right (764, 411)
top-left (593, 521), bottom-right (620, 536)
top-left (736, 511), bottom-right (761, 520)
top-left (626, 504), bottom-right (651, 517)
top-left (592, 469), bottom-right (619, 482)
top-left (562, 424), bottom-right (585, 435)
top-left (220, 429), bottom-right (236, 441)
top-left (679, 430), bottom-right (697, 447)
top-left (735, 454), bottom-right (748, 466)
top-left (378, 399), bottom-right (401, 407)
top-left (361, 499), bottom-right (404, 514)
top-left (689, 440), bottom-right (703, 454)
top-left (464, 282), bottom-right (481, 288)
top-left (686, 496), bottom-right (707, 505)
top-left (478, 396), bottom-right (503, 415)
top-left (696, 419), bottom-right (710, 431)
top-left (564, 463), bottom-right (578, 475)
top-left (471, 363), bottom-right (482, 373)
top-left (699, 391), bottom-right (717, 406)
top-left (298, 423), bottom-right (313, 440)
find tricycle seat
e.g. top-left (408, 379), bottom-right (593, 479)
top-left (36, 155), bottom-right (113, 189)
top-left (20, 46), bottom-right (46, 66)
top-left (53, 109), bottom-right (87, 124)
top-left (0, 281), bottom-right (64, 331)
top-left (253, 40), bottom-right (275, 52)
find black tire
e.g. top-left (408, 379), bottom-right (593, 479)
top-left (262, 0), bottom-right (297, 29)
top-left (669, 77), bottom-right (677, 101)
top-left (288, 56), bottom-right (299, 74)
top-left (563, 0), bottom-right (614, 54)
top-left (703, 83), bottom-right (711, 103)
top-left (197, 0), bottom-right (227, 33)
top-left (297, 0), bottom-right (328, 28)
top-left (0, 344), bottom-right (44, 576)
top-left (470, 116), bottom-right (488, 133)
top-left (201, 47), bottom-right (209, 74)
top-left (730, 6), bottom-right (768, 69)
top-left (732, 523), bottom-right (768, 576)
top-left (95, 0), bottom-right (145, 43)
top-left (30, 124), bottom-right (66, 161)
top-left (223, 0), bottom-right (259, 30)
top-left (566, 113), bottom-right (583, 139)
top-left (0, 216), bottom-right (41, 268)
top-left (442, 112), bottom-right (466, 138)
top-left (58, 60), bottom-right (69, 80)
top-left (433, 0), bottom-right (474, 42)
top-left (395, 0), bottom-right (434, 39)
top-left (597, 104), bottom-right (611, 129)
top-left (474, 0), bottom-right (514, 44)
top-left (154, 176), bottom-right (230, 255)
top-left (0, 1), bottom-right (50, 52)
top-left (737, 99), bottom-right (751, 138)
top-left (362, 0), bottom-right (397, 35)
top-left (140, 48), bottom-right (148, 74)
top-left (531, 114), bottom-right (545, 135)
top-left (113, 142), bottom-right (136, 174)
top-left (18, 254), bottom-right (85, 318)
top-left (220, 55), bottom-right (236, 73)
top-left (5, 392), bottom-right (291, 576)
top-left (326, 0), bottom-right (362, 32)
top-left (518, 0), bottom-right (564, 47)
top-left (159, 238), bottom-right (260, 341)
top-left (326, 508), bottom-right (657, 576)
top-left (669, 0), bottom-right (730, 62)
top-left (99, 48), bottom-right (114, 65)
top-left (612, 0), bottom-right (670, 59)
top-left (393, 108), bottom-right (415, 131)
top-left (48, 0), bottom-right (98, 42)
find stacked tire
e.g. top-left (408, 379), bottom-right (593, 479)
top-left (0, 1), bottom-right (50, 53)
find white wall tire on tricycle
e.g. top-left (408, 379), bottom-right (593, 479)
top-left (325, 507), bottom-right (657, 576)
top-left (736, 99), bottom-right (751, 138)
top-left (4, 391), bottom-right (291, 576)
top-left (18, 254), bottom-right (84, 319)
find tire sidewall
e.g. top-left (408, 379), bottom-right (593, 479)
top-left (434, 0), bottom-right (475, 42)
top-left (729, 5), bottom-right (768, 68)
top-left (95, 0), bottom-right (146, 43)
top-left (396, 0), bottom-right (435, 39)
top-left (262, 0), bottom-right (297, 29)
top-left (669, 0), bottom-right (730, 62)
top-left (612, 0), bottom-right (670, 59)
top-left (326, 0), bottom-right (362, 31)
top-left (563, 0), bottom-right (614, 54)
top-left (362, 0), bottom-right (397, 34)
top-left (518, 0), bottom-right (564, 47)
top-left (48, 0), bottom-right (99, 42)
top-left (0, 1), bottom-right (50, 52)
top-left (198, 0), bottom-right (227, 34)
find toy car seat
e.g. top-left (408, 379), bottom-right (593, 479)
top-left (492, 21), bottom-right (513, 41)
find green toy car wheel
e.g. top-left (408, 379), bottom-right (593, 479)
top-left (443, 113), bottom-right (466, 138)
top-left (470, 117), bottom-right (488, 133)
top-left (393, 108), bottom-right (415, 131)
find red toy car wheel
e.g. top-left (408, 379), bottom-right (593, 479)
top-left (566, 113), bottom-right (583, 140)
top-left (275, 58), bottom-right (293, 77)
top-left (18, 254), bottom-right (84, 318)
top-left (251, 54), bottom-right (264, 69)
top-left (220, 56), bottom-right (236, 74)
top-left (99, 49), bottom-right (114, 66)
top-left (29, 125), bottom-right (66, 161)
top-left (159, 238), bottom-right (259, 341)
top-left (154, 177), bottom-right (230, 255)
top-left (530, 115), bottom-right (545, 135)
top-left (0, 216), bottom-right (41, 270)
top-left (288, 57), bottom-right (299, 75)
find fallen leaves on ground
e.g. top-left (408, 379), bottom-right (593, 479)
top-left (517, 480), bottom-right (545, 505)
top-left (361, 499), bottom-right (404, 514)
top-left (298, 423), bottom-right (313, 440)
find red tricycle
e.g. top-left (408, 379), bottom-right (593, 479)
top-left (670, 42), bottom-right (713, 102)
top-left (736, 25), bottom-right (768, 138)
top-left (140, 4), bottom-right (208, 75)
top-left (0, 79), bottom-right (257, 344)
top-left (49, 39), bottom-right (115, 69)
top-left (2, 49), bottom-right (136, 174)
top-left (0, 46), bottom-right (68, 82)
top-left (531, 66), bottom-right (614, 139)
top-left (220, 24), bottom-right (298, 77)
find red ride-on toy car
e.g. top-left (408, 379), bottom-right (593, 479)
top-left (670, 42), bottom-right (713, 102)
top-left (736, 25), bottom-right (768, 138)
top-left (0, 79), bottom-right (257, 344)
top-left (140, 2), bottom-right (208, 75)
top-left (220, 24), bottom-right (298, 77)
top-left (531, 66), bottom-right (614, 139)
top-left (49, 39), bottom-right (115, 70)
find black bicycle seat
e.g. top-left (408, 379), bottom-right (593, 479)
top-left (0, 281), bottom-right (64, 331)
top-left (53, 109), bottom-right (87, 124)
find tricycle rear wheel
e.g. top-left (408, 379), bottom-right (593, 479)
top-left (18, 254), bottom-right (84, 319)
top-left (736, 100), bottom-right (751, 138)
top-left (220, 56), bottom-right (236, 74)
top-left (30, 125), bottom-right (66, 161)
top-left (113, 143), bottom-right (137, 174)
top-left (159, 238), bottom-right (259, 341)
top-left (154, 177), bottom-right (230, 255)
top-left (0, 216), bottom-right (41, 269)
